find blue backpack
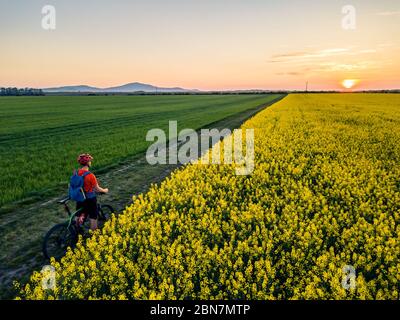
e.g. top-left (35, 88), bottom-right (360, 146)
top-left (69, 170), bottom-right (94, 202)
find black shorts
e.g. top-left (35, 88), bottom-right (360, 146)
top-left (76, 197), bottom-right (98, 220)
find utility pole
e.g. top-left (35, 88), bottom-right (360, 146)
top-left (305, 81), bottom-right (308, 93)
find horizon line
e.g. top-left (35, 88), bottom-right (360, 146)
top-left (1, 81), bottom-right (399, 93)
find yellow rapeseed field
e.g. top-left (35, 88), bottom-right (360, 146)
top-left (19, 94), bottom-right (400, 300)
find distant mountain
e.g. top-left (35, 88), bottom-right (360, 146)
top-left (43, 82), bottom-right (198, 93)
top-left (43, 85), bottom-right (101, 92)
top-left (103, 82), bottom-right (192, 93)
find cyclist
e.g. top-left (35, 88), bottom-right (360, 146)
top-left (76, 153), bottom-right (109, 230)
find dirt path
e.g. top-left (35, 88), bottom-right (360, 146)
top-left (0, 96), bottom-right (284, 299)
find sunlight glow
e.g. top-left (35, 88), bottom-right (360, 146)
top-left (342, 79), bottom-right (358, 89)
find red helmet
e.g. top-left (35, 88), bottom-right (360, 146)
top-left (77, 153), bottom-right (93, 166)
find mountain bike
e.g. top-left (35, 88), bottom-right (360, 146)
top-left (43, 193), bottom-right (114, 260)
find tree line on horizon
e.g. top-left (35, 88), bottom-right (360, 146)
top-left (0, 87), bottom-right (44, 96)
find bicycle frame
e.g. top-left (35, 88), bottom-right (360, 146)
top-left (43, 193), bottom-right (112, 260)
top-left (61, 200), bottom-right (83, 228)
top-left (60, 193), bottom-right (107, 228)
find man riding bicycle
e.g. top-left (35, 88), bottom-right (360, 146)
top-left (76, 153), bottom-right (109, 230)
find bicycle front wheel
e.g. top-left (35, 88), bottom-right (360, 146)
top-left (43, 222), bottom-right (77, 260)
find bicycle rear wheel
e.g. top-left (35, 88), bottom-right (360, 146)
top-left (43, 222), bottom-right (77, 260)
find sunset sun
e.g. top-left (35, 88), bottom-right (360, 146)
top-left (342, 79), bottom-right (358, 89)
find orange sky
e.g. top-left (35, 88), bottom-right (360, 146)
top-left (1, 0), bottom-right (399, 90)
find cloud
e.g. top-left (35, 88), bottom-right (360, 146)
top-left (377, 11), bottom-right (400, 16)
top-left (271, 52), bottom-right (310, 59)
top-left (378, 43), bottom-right (396, 48)
top-left (269, 48), bottom-right (351, 63)
top-left (318, 48), bottom-right (349, 54)
top-left (275, 72), bottom-right (302, 76)
top-left (273, 59), bottom-right (390, 77)
top-left (268, 47), bottom-right (380, 64)
top-left (358, 49), bottom-right (377, 54)
top-left (303, 60), bottom-right (389, 73)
